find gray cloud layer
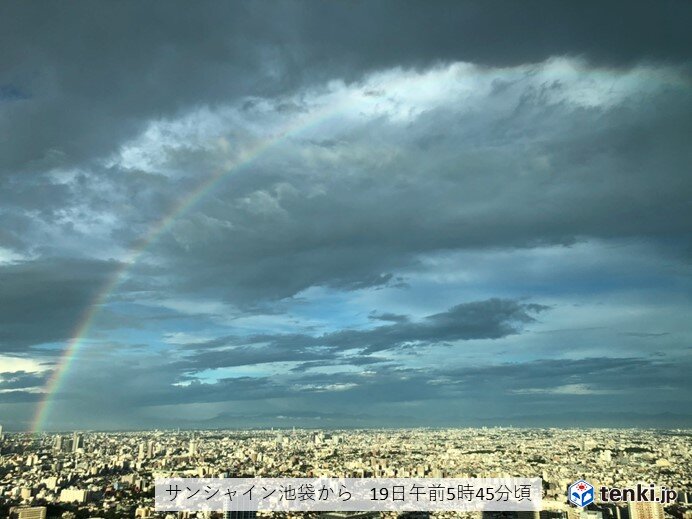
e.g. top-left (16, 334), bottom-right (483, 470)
top-left (177, 299), bottom-right (547, 372)
top-left (0, 258), bottom-right (119, 351)
top-left (2, 1), bottom-right (691, 174)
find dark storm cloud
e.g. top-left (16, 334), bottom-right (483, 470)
top-left (1, 0), bottom-right (690, 175)
top-left (369, 312), bottom-right (410, 324)
top-left (149, 78), bottom-right (692, 305)
top-left (0, 258), bottom-right (121, 351)
top-left (180, 299), bottom-right (546, 370)
top-left (280, 356), bottom-right (692, 405)
top-left (1, 0), bottom-right (690, 312)
top-left (320, 299), bottom-right (548, 354)
top-left (50, 351), bottom-right (691, 426)
top-left (277, 356), bottom-right (692, 409)
top-left (436, 357), bottom-right (692, 395)
top-left (295, 1), bottom-right (692, 67)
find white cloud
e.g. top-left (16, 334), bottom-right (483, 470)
top-left (510, 383), bottom-right (625, 395)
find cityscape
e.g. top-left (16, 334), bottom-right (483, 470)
top-left (1, 427), bottom-right (690, 519)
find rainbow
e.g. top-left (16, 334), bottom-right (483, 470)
top-left (30, 93), bottom-right (356, 433)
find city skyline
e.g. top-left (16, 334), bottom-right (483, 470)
top-left (1, 427), bottom-right (690, 518)
top-left (1, 1), bottom-right (692, 431)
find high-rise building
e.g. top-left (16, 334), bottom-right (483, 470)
top-left (9, 506), bottom-right (47, 519)
top-left (188, 439), bottom-right (198, 457)
top-left (136, 440), bottom-right (155, 459)
top-left (53, 435), bottom-right (63, 452)
top-left (59, 488), bottom-right (89, 503)
top-left (628, 502), bottom-right (664, 519)
top-left (72, 432), bottom-right (84, 453)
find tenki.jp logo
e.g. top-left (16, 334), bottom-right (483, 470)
top-left (569, 480), bottom-right (595, 507)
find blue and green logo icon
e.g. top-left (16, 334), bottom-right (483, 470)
top-left (570, 480), bottom-right (595, 507)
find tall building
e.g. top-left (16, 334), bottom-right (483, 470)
top-left (188, 439), bottom-right (198, 457)
top-left (9, 507), bottom-right (47, 519)
top-left (72, 432), bottom-right (84, 453)
top-left (53, 435), bottom-right (63, 452)
top-left (137, 440), bottom-right (155, 459)
top-left (628, 502), bottom-right (664, 519)
top-left (59, 488), bottom-right (89, 503)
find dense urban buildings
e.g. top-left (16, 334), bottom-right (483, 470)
top-left (1, 428), bottom-right (690, 519)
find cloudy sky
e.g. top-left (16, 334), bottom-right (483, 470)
top-left (1, 1), bottom-right (691, 431)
